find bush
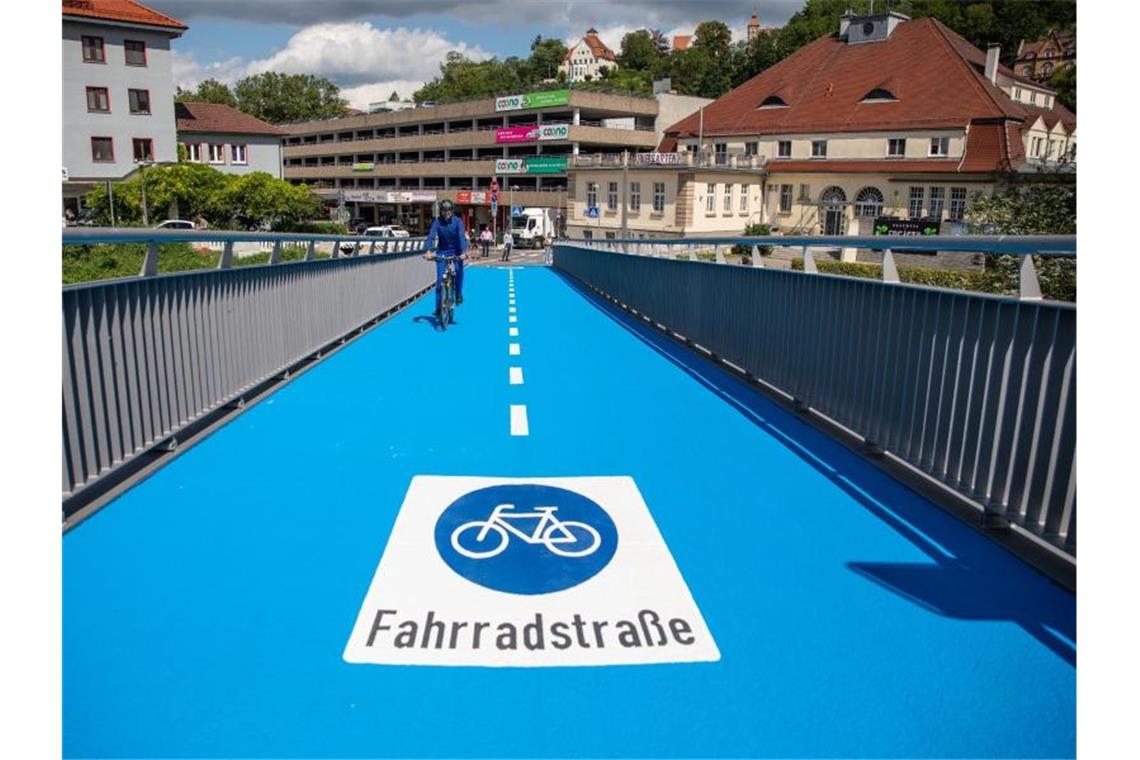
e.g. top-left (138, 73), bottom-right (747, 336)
top-left (63, 243), bottom-right (216, 284)
top-left (284, 220), bottom-right (350, 235)
top-left (788, 258), bottom-right (1019, 297)
top-left (732, 222), bottom-right (773, 257)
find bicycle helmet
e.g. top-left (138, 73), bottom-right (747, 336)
top-left (439, 199), bottom-right (454, 215)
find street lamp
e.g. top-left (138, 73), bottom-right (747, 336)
top-left (137, 159), bottom-right (154, 226)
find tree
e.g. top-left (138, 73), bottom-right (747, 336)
top-left (965, 175), bottom-right (1076, 300)
top-left (216, 171), bottom-right (322, 230)
top-left (693, 20), bottom-right (733, 57)
top-left (599, 66), bottom-right (652, 95)
top-left (232, 72), bottom-right (348, 124)
top-left (527, 36), bottom-right (569, 81)
top-left (175, 78), bottom-right (237, 107)
top-left (649, 28), bottom-right (670, 56)
top-left (619, 29), bottom-right (665, 74)
top-left (1051, 65), bottom-right (1075, 111)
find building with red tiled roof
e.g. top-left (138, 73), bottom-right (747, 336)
top-left (653, 11), bottom-right (1073, 240)
top-left (1015, 30), bottom-right (1075, 84)
top-left (63, 0), bottom-right (189, 215)
top-left (175, 102), bottom-right (287, 178)
top-left (559, 28), bottom-right (619, 83)
top-left (672, 35), bottom-right (693, 52)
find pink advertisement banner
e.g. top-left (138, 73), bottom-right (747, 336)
top-left (495, 125), bottom-right (539, 143)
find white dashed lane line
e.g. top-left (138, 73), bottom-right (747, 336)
top-left (509, 327), bottom-right (519, 337)
top-left (509, 367), bottom-right (524, 385)
top-left (508, 271), bottom-right (526, 434)
top-left (509, 342), bottom-right (520, 355)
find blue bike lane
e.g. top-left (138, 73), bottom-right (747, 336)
top-left (64, 265), bottom-right (1075, 759)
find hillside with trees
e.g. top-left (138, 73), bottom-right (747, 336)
top-left (410, 0), bottom-right (1076, 104)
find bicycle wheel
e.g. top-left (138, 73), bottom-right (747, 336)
top-left (451, 521), bottom-right (509, 558)
top-left (543, 521), bottom-right (601, 557)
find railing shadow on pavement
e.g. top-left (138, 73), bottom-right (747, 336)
top-left (553, 269), bottom-right (1076, 667)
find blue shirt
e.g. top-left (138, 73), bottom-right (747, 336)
top-left (425, 216), bottom-right (468, 256)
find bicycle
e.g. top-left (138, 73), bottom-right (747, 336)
top-left (426, 253), bottom-right (462, 329)
top-left (451, 503), bottom-right (602, 559)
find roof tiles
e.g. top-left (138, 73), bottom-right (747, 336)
top-left (175, 102), bottom-right (287, 136)
top-left (62, 0), bottom-right (186, 31)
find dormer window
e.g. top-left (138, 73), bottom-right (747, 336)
top-left (758, 95), bottom-right (787, 109)
top-left (862, 88), bottom-right (897, 102)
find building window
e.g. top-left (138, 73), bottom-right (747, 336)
top-left (1022, 65), bottom-right (1033, 75)
top-left (124, 40), bottom-right (147, 66)
top-left (888, 138), bottom-right (906, 157)
top-left (723, 183), bottom-right (732, 212)
top-left (685, 144), bottom-right (699, 154)
top-left (798, 184), bottom-right (811, 202)
top-left (583, 230), bottom-right (593, 240)
top-left (90, 136), bottom-right (114, 162)
top-left (132, 138), bottom-right (154, 162)
top-left (779, 184), bottom-right (793, 213)
top-left (811, 140), bottom-right (827, 158)
top-left (740, 183), bottom-right (748, 212)
top-left (908, 186), bottom-right (925, 218)
top-left (82, 36), bottom-right (105, 63)
top-left (744, 141), bottom-right (758, 156)
top-left (777, 140), bottom-right (791, 158)
top-left (928, 187), bottom-right (946, 219)
top-left (949, 187), bottom-right (968, 220)
top-left (607, 181), bottom-right (618, 210)
top-left (929, 137), bottom-right (949, 157)
top-left (714, 143), bottom-right (727, 165)
top-left (605, 231), bottom-right (616, 240)
top-left (586, 182), bottom-right (597, 209)
top-left (629, 181), bottom-right (640, 211)
top-left (854, 187), bottom-right (884, 217)
top-left (1030, 91), bottom-right (1037, 104)
top-left (231, 144), bottom-right (248, 164)
top-left (207, 143), bottom-right (226, 164)
top-left (128, 88), bottom-right (150, 114)
top-left (652, 182), bottom-right (665, 212)
top-left (186, 143), bottom-right (203, 162)
top-left (1014, 87), bottom-right (1022, 101)
top-left (85, 86), bottom-right (110, 112)
top-left (705, 183), bottom-right (715, 214)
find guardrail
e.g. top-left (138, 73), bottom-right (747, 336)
top-left (553, 235), bottom-right (1077, 560)
top-left (62, 228), bottom-right (435, 519)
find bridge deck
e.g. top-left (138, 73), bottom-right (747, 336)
top-left (64, 266), bottom-right (1075, 758)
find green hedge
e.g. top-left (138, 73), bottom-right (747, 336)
top-left (788, 257), bottom-right (1074, 301)
top-left (284, 220), bottom-right (349, 235)
top-left (63, 243), bottom-right (218, 284)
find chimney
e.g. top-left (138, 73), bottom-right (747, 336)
top-left (985, 43), bottom-right (1000, 84)
top-left (839, 10), bottom-right (855, 39)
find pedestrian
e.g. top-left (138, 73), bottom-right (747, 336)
top-left (480, 227), bottom-right (492, 258)
top-left (501, 229), bottom-right (513, 262)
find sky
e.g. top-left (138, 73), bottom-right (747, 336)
top-left (146, 1), bottom-right (804, 109)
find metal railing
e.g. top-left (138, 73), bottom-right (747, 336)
top-left (570, 153), bottom-right (766, 170)
top-left (62, 228), bottom-right (435, 516)
top-left (553, 235), bottom-right (1077, 559)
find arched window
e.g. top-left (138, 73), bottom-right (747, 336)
top-left (758, 95), bottom-right (787, 108)
top-left (1042, 62), bottom-right (1054, 76)
top-left (1022, 65), bottom-right (1034, 75)
top-left (854, 187), bottom-right (884, 217)
top-left (820, 186), bottom-right (846, 205)
top-left (862, 88), bottom-right (897, 102)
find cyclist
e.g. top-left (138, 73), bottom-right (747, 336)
top-left (423, 199), bottom-right (469, 318)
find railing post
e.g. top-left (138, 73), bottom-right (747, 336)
top-left (751, 244), bottom-right (764, 268)
top-left (802, 245), bottom-right (818, 274)
top-left (269, 240), bottom-right (282, 265)
top-left (140, 241), bottom-right (158, 277)
top-left (218, 241), bottom-right (234, 269)
top-left (332, 239), bottom-right (341, 259)
top-left (304, 240), bottom-right (316, 262)
top-left (688, 243), bottom-right (697, 262)
top-left (369, 240), bottom-right (377, 256)
top-left (881, 248), bottom-right (900, 283)
top-left (1019, 254), bottom-right (1043, 300)
top-left (715, 244), bottom-right (726, 264)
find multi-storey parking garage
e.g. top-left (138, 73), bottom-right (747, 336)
top-left (282, 89), bottom-right (709, 235)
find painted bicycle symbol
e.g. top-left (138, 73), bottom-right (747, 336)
top-left (450, 503), bottom-right (602, 559)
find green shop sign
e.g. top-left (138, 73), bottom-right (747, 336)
top-left (524, 156), bottom-right (569, 174)
top-left (352, 162), bottom-right (375, 172)
top-left (495, 89), bottom-right (571, 112)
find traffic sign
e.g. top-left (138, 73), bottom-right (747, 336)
top-left (490, 179), bottom-right (499, 193)
top-left (491, 199), bottom-right (499, 214)
top-left (511, 205), bottom-right (522, 216)
top-left (586, 206), bottom-right (599, 219)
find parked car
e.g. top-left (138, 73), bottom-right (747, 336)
top-left (154, 219), bottom-right (196, 230)
top-left (363, 225), bottom-right (411, 238)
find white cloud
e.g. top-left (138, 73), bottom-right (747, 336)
top-left (245, 22), bottom-right (491, 86)
top-left (338, 81), bottom-right (428, 110)
top-left (172, 50), bottom-right (246, 88)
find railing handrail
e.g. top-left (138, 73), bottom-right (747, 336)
top-left (62, 228), bottom-right (428, 246)
top-left (561, 235), bottom-right (1076, 256)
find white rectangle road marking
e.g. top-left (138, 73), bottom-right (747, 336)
top-left (509, 307), bottom-right (517, 313)
top-left (509, 343), bottom-right (521, 355)
top-left (509, 316), bottom-right (517, 323)
top-left (509, 327), bottom-right (519, 337)
top-left (510, 405), bottom-right (529, 436)
top-left (509, 366), bottom-right (524, 385)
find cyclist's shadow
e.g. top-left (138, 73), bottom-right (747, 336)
top-left (413, 313), bottom-right (456, 331)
